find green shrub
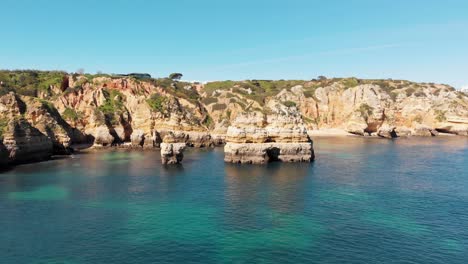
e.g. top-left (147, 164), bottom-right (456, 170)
top-left (414, 91), bottom-right (425, 97)
top-left (204, 81), bottom-right (236, 94)
top-left (283, 101), bottom-right (297, 107)
top-left (62, 108), bottom-right (80, 121)
top-left (38, 99), bottom-right (56, 113)
top-left (212, 103), bottom-right (227, 111)
top-left (0, 86), bottom-right (13, 96)
top-left (413, 115), bottom-right (423, 123)
top-left (434, 110), bottom-right (446, 122)
top-left (98, 89), bottom-right (126, 124)
top-left (201, 97), bottom-right (218, 105)
top-left (358, 103), bottom-right (374, 120)
top-left (342, 78), bottom-right (359, 89)
top-left (202, 115), bottom-right (214, 128)
top-left (146, 93), bottom-right (166, 113)
top-left (0, 70), bottom-right (67, 97)
top-left (405, 87), bottom-right (415, 97)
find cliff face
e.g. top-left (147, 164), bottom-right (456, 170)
top-left (1, 71), bottom-right (468, 164)
top-left (202, 79), bottom-right (468, 137)
top-left (224, 104), bottom-right (314, 164)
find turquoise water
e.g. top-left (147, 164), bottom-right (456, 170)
top-left (1, 137), bottom-right (467, 263)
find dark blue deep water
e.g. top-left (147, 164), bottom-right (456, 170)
top-left (1, 137), bottom-right (467, 264)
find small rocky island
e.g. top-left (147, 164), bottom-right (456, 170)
top-left (1, 70), bottom-right (468, 168)
top-left (224, 103), bottom-right (314, 163)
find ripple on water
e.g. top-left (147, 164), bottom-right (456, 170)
top-left (83, 201), bottom-right (325, 263)
top-left (217, 212), bottom-right (324, 263)
top-left (318, 187), bottom-right (373, 204)
top-left (362, 210), bottom-right (430, 236)
top-left (99, 152), bottom-right (144, 164)
top-left (8, 186), bottom-right (69, 201)
top-left (33, 259), bottom-right (81, 264)
top-left (439, 238), bottom-right (465, 252)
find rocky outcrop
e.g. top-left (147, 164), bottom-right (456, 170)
top-left (2, 119), bottom-right (53, 164)
top-left (225, 142), bottom-right (313, 164)
top-left (224, 103), bottom-right (314, 164)
top-left (160, 143), bottom-right (186, 164)
top-left (202, 79), bottom-right (468, 139)
top-left (0, 142), bottom-right (9, 167)
top-left (160, 133), bottom-right (186, 164)
top-left (377, 125), bottom-right (397, 139)
top-left (413, 125), bottom-right (438, 137)
top-left (1, 70), bottom-right (468, 167)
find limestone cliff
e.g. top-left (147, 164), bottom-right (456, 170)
top-left (1, 70), bottom-right (468, 165)
top-left (224, 102), bottom-right (314, 164)
top-left (201, 79), bottom-right (468, 137)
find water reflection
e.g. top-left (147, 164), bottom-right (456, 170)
top-left (224, 161), bottom-right (310, 230)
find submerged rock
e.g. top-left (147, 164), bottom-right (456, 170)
top-left (160, 143), bottom-right (186, 164)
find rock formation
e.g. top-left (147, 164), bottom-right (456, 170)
top-left (160, 133), bottom-right (186, 164)
top-left (160, 143), bottom-right (186, 164)
top-left (0, 141), bottom-right (9, 167)
top-left (224, 101), bottom-right (314, 164)
top-left (2, 119), bottom-right (53, 164)
top-left (1, 70), bottom-right (468, 166)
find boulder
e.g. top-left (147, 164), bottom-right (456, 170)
top-left (413, 125), bottom-right (438, 137)
top-left (395, 127), bottom-right (412, 137)
top-left (92, 126), bottom-right (114, 146)
top-left (377, 125), bottom-right (397, 138)
top-left (346, 121), bottom-right (367, 136)
top-left (130, 129), bottom-right (145, 147)
top-left (160, 143), bottom-right (186, 164)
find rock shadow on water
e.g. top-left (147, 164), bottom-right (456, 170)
top-left (8, 185), bottom-right (69, 201)
top-left (162, 163), bottom-right (185, 175)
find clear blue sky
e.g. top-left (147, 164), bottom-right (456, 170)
top-left (1, 0), bottom-right (468, 88)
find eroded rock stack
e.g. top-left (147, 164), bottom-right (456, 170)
top-left (224, 102), bottom-right (314, 164)
top-left (160, 133), bottom-right (186, 164)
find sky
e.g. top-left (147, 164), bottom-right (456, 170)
top-left (1, 0), bottom-right (468, 88)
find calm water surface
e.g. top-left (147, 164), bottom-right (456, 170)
top-left (1, 137), bottom-right (467, 264)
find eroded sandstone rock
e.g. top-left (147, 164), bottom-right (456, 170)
top-left (224, 142), bottom-right (314, 164)
top-left (377, 125), bottom-right (397, 139)
top-left (224, 106), bottom-right (314, 164)
top-left (160, 143), bottom-right (186, 164)
top-left (2, 119), bottom-right (53, 164)
top-left (413, 125), bottom-right (438, 137)
top-left (0, 141), bottom-right (9, 167)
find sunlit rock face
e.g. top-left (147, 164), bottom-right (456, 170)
top-left (224, 142), bottom-right (314, 164)
top-left (2, 119), bottom-right (53, 164)
top-left (224, 103), bottom-right (314, 164)
top-left (160, 133), bottom-right (186, 164)
top-left (160, 143), bottom-right (186, 164)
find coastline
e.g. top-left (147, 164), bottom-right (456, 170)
top-left (308, 129), bottom-right (353, 137)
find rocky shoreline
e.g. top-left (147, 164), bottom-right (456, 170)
top-left (1, 71), bottom-right (467, 168)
